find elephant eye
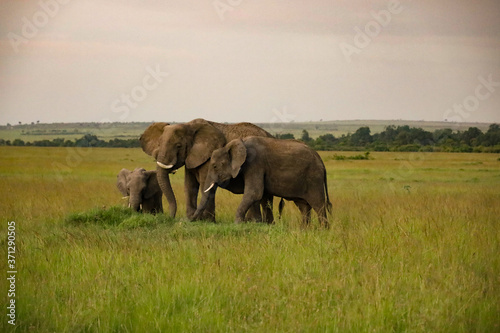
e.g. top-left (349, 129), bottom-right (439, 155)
top-left (176, 143), bottom-right (182, 149)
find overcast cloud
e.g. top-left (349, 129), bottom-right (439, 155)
top-left (0, 0), bottom-right (499, 124)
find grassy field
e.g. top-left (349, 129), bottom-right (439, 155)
top-left (1, 147), bottom-right (499, 332)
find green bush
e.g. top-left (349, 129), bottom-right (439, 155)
top-left (329, 152), bottom-right (371, 161)
top-left (372, 144), bottom-right (389, 151)
top-left (419, 145), bottom-right (434, 152)
top-left (395, 144), bottom-right (421, 152)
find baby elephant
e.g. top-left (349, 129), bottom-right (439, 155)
top-left (117, 168), bottom-right (163, 214)
top-left (198, 137), bottom-right (332, 227)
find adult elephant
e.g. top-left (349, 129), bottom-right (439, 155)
top-left (116, 168), bottom-right (163, 214)
top-left (139, 118), bottom-right (274, 222)
top-left (197, 137), bottom-right (332, 227)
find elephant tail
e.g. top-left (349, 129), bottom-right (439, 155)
top-left (323, 167), bottom-right (332, 215)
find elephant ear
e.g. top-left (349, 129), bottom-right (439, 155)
top-left (185, 123), bottom-right (226, 169)
top-left (228, 139), bottom-right (247, 178)
top-left (144, 170), bottom-right (161, 199)
top-left (140, 122), bottom-right (169, 158)
top-left (117, 169), bottom-right (131, 196)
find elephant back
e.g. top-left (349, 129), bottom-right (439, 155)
top-left (208, 121), bottom-right (273, 142)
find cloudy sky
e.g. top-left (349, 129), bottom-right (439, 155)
top-left (1, 0), bottom-right (499, 124)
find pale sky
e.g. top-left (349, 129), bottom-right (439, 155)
top-left (1, 0), bottom-right (499, 125)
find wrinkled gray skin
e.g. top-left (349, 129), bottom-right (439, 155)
top-left (197, 137), bottom-right (332, 227)
top-left (117, 168), bottom-right (163, 214)
top-left (140, 118), bottom-right (275, 222)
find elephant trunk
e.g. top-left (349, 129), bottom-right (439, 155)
top-left (203, 168), bottom-right (219, 193)
top-left (129, 195), bottom-right (142, 212)
top-left (156, 166), bottom-right (177, 218)
top-left (192, 183), bottom-right (217, 220)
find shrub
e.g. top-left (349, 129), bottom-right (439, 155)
top-left (372, 144), bottom-right (389, 151)
top-left (330, 152), bottom-right (371, 161)
top-left (396, 144), bottom-right (421, 152)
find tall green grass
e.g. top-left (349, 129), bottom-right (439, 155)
top-left (1, 147), bottom-right (499, 332)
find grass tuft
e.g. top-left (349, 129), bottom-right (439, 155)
top-left (65, 206), bottom-right (133, 226)
top-left (66, 206), bottom-right (173, 229)
top-left (118, 213), bottom-right (172, 229)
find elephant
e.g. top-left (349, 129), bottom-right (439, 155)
top-left (116, 168), bottom-right (163, 214)
top-left (139, 118), bottom-right (275, 222)
top-left (195, 137), bottom-right (332, 227)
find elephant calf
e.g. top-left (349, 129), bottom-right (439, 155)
top-left (196, 137), bottom-right (332, 227)
top-left (117, 168), bottom-right (163, 214)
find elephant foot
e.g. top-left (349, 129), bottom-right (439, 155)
top-left (189, 210), bottom-right (201, 221)
top-left (234, 216), bottom-right (245, 224)
top-left (202, 214), bottom-right (216, 223)
top-left (189, 210), bottom-right (216, 222)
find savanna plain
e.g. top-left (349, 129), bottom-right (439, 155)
top-left (1, 146), bottom-right (499, 332)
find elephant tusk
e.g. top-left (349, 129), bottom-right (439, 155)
top-left (157, 161), bottom-right (174, 169)
top-left (204, 183), bottom-right (215, 193)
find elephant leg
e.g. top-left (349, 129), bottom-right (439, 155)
top-left (155, 194), bottom-right (164, 214)
top-left (192, 185), bottom-right (217, 221)
top-left (141, 198), bottom-right (153, 214)
top-left (198, 165), bottom-right (216, 222)
top-left (260, 193), bottom-right (274, 224)
top-left (294, 200), bottom-right (312, 226)
top-left (278, 198), bottom-right (285, 219)
top-left (245, 203), bottom-right (262, 222)
top-left (236, 185), bottom-right (264, 223)
top-left (235, 172), bottom-right (265, 223)
top-left (185, 170), bottom-right (200, 220)
top-left (142, 194), bottom-right (163, 215)
top-left (309, 194), bottom-right (330, 229)
top-left (236, 196), bottom-right (261, 223)
top-left (200, 195), bottom-right (216, 221)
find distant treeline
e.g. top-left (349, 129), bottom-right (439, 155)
top-left (277, 124), bottom-right (500, 153)
top-left (0, 134), bottom-right (140, 148)
top-left (1, 124), bottom-right (500, 152)
top-left (20, 129), bottom-right (83, 136)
